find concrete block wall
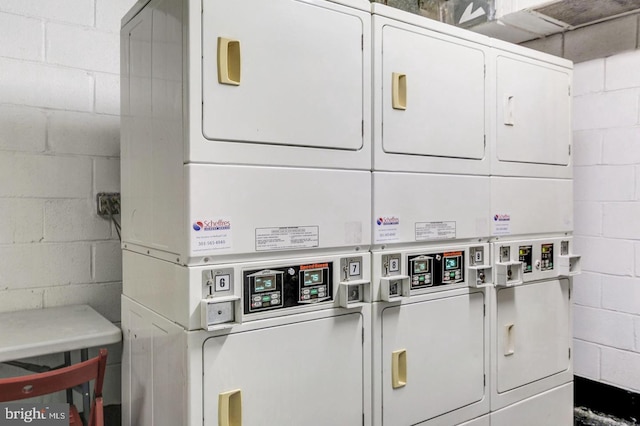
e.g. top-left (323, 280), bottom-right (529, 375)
top-left (0, 0), bottom-right (137, 406)
top-left (572, 49), bottom-right (640, 393)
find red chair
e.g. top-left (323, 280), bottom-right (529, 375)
top-left (0, 348), bottom-right (107, 426)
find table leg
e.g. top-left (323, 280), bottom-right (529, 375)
top-left (64, 352), bottom-right (73, 405)
top-left (81, 348), bottom-right (90, 426)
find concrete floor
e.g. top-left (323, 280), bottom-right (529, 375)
top-left (574, 407), bottom-right (637, 426)
top-left (102, 405), bottom-right (121, 426)
top-left (104, 406), bottom-right (636, 425)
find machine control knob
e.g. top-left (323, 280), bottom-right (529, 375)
top-left (535, 260), bottom-right (541, 270)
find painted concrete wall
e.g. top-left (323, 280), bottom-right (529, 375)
top-left (520, 12), bottom-right (640, 395)
top-left (0, 0), bottom-right (137, 406)
top-left (572, 49), bottom-right (640, 393)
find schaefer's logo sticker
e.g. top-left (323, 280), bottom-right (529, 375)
top-left (193, 219), bottom-right (231, 232)
top-left (493, 213), bottom-right (510, 222)
top-left (376, 216), bottom-right (400, 226)
top-left (492, 213), bottom-right (511, 236)
top-left (192, 218), bottom-right (232, 251)
top-left (374, 216), bottom-right (400, 243)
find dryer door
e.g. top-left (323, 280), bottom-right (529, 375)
top-left (381, 292), bottom-right (485, 425)
top-left (203, 313), bottom-right (364, 426)
top-left (494, 54), bottom-right (571, 176)
top-left (378, 21), bottom-right (487, 173)
top-left (496, 279), bottom-right (571, 393)
top-left (202, 0), bottom-right (366, 152)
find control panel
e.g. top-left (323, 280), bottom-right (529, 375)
top-left (243, 262), bottom-right (333, 314)
top-left (442, 252), bottom-right (463, 284)
top-left (519, 245), bottom-right (533, 274)
top-left (540, 243), bottom-right (554, 271)
top-left (300, 266), bottom-right (330, 302)
top-left (493, 238), bottom-right (572, 286)
top-left (409, 255), bottom-right (433, 288)
top-left (407, 250), bottom-right (464, 289)
top-left (246, 270), bottom-right (284, 312)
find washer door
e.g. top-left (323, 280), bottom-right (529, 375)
top-left (381, 292), bottom-right (485, 425)
top-left (203, 313), bottom-right (364, 425)
top-left (496, 279), bottom-right (571, 393)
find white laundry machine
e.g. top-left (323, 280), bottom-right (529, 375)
top-left (120, 0), bottom-right (373, 265)
top-left (120, 2), bottom-right (374, 425)
top-left (485, 38), bottom-right (578, 426)
top-left (122, 251), bottom-right (372, 426)
top-left (370, 242), bottom-right (493, 426)
top-left (489, 236), bottom-right (580, 425)
top-left (488, 38), bottom-right (574, 239)
top-left (372, 4), bottom-right (491, 177)
top-left (490, 39), bottom-right (573, 180)
top-left (369, 8), bottom-right (495, 425)
top-left (122, 0), bottom-right (371, 169)
top-left (371, 4), bottom-right (492, 250)
top-left (490, 383), bottom-right (574, 426)
top-left (490, 176), bottom-right (573, 239)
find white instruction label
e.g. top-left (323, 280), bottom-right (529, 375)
top-left (415, 221), bottom-right (456, 241)
top-left (492, 213), bottom-right (511, 236)
top-left (256, 226), bottom-right (319, 251)
top-left (374, 216), bottom-right (400, 243)
top-left (191, 218), bottom-right (232, 252)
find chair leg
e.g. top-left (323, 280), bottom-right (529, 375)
top-left (80, 349), bottom-right (90, 426)
top-left (91, 397), bottom-right (104, 426)
top-left (64, 352), bottom-right (73, 405)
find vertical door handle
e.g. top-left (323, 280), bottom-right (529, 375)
top-left (504, 323), bottom-right (515, 356)
top-left (219, 389), bottom-right (242, 426)
top-left (391, 349), bottom-right (407, 389)
top-left (504, 94), bottom-right (514, 126)
top-left (392, 73), bottom-right (407, 110)
top-left (218, 37), bottom-right (241, 86)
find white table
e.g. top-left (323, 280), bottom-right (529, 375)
top-left (0, 305), bottom-right (122, 424)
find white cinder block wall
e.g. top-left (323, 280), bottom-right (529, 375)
top-left (573, 49), bottom-right (640, 393)
top-left (0, 0), bottom-right (137, 406)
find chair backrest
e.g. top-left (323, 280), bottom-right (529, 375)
top-left (0, 348), bottom-right (108, 402)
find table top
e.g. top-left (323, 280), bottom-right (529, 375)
top-left (0, 305), bottom-right (122, 363)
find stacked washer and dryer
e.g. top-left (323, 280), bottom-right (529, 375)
top-left (120, 0), bottom-right (374, 424)
top-left (370, 6), bottom-right (492, 426)
top-left (488, 37), bottom-right (581, 425)
top-left (120, 1), bottom-right (579, 425)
